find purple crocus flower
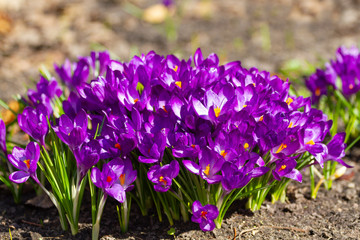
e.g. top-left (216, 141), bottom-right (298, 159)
top-left (183, 148), bottom-right (224, 184)
top-left (54, 58), bottom-right (89, 90)
top-left (147, 160), bottom-right (179, 192)
top-left (191, 200), bottom-right (219, 231)
top-left (73, 140), bottom-right (101, 181)
top-left (109, 157), bottom-right (137, 192)
top-left (272, 158), bottom-right (302, 182)
top-left (8, 142), bottom-right (40, 184)
top-left (324, 133), bottom-right (352, 168)
top-left (0, 119), bottom-right (6, 154)
top-left (138, 132), bottom-right (166, 164)
top-left (18, 105), bottom-right (49, 146)
top-left (91, 158), bottom-right (126, 203)
top-left (221, 162), bottom-right (269, 193)
top-left (52, 109), bottom-right (88, 151)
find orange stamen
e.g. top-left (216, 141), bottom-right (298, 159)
top-left (275, 143), bottom-right (287, 154)
top-left (119, 174), bottom-right (125, 186)
top-left (278, 165), bottom-right (286, 172)
top-left (175, 81), bottom-right (182, 88)
top-left (115, 143), bottom-right (121, 150)
top-left (349, 84), bottom-right (354, 89)
top-left (191, 144), bottom-right (196, 148)
top-left (24, 159), bottom-right (30, 169)
top-left (200, 210), bottom-right (208, 219)
top-left (315, 88), bottom-right (321, 96)
top-left (134, 98), bottom-right (139, 103)
top-left (214, 107), bottom-right (221, 118)
top-left (106, 176), bottom-right (112, 183)
top-left (259, 115), bottom-right (264, 121)
top-left (286, 97), bottom-right (293, 105)
top-left (203, 164), bottom-right (210, 176)
top-left (306, 139), bottom-right (315, 145)
top-left (162, 106), bottom-right (168, 113)
top-left (159, 176), bottom-right (167, 185)
top-left (220, 150), bottom-right (227, 158)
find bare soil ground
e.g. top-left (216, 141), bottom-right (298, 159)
top-left (1, 0), bottom-right (360, 239)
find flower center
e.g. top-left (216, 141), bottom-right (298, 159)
top-left (23, 159), bottom-right (30, 169)
top-left (159, 176), bottom-right (167, 185)
top-left (119, 174), bottom-right (126, 186)
top-left (173, 65), bottom-right (178, 72)
top-left (259, 115), bottom-right (264, 121)
top-left (115, 143), bottom-right (121, 150)
top-left (220, 150), bottom-right (227, 157)
top-left (278, 165), bottom-right (287, 172)
top-left (244, 143), bottom-right (249, 149)
top-left (306, 139), bottom-right (315, 145)
top-left (214, 107), bottom-right (221, 118)
top-left (200, 210), bottom-right (208, 220)
top-left (175, 81), bottom-right (182, 88)
top-left (315, 88), bottom-right (321, 96)
top-left (203, 164), bottom-right (211, 176)
top-left (134, 98), bottom-right (139, 103)
top-left (275, 143), bottom-right (287, 154)
top-left (162, 106), bottom-right (168, 113)
top-left (191, 144), bottom-right (196, 148)
top-left (106, 176), bottom-right (112, 183)
top-left (349, 84), bottom-right (354, 90)
top-left (286, 97), bottom-right (293, 105)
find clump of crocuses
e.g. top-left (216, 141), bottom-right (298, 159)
top-left (1, 48), bottom-right (351, 239)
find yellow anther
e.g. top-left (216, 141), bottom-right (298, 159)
top-left (173, 65), bottom-right (178, 72)
top-left (275, 143), bottom-right (287, 154)
top-left (220, 150), bottom-right (227, 157)
top-left (214, 107), bottom-right (221, 118)
top-left (288, 122), bottom-right (294, 128)
top-left (243, 105), bottom-right (247, 108)
top-left (119, 174), bottom-right (126, 186)
top-left (306, 139), bottom-right (315, 145)
top-left (204, 164), bottom-right (210, 176)
top-left (24, 159), bottom-right (30, 169)
top-left (244, 143), bottom-right (249, 149)
top-left (278, 165), bottom-right (286, 172)
top-left (286, 97), bottom-right (293, 105)
top-left (175, 81), bottom-right (182, 88)
top-left (159, 176), bottom-right (167, 185)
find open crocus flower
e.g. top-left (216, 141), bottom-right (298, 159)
top-left (147, 160), bottom-right (179, 192)
top-left (91, 158), bottom-right (126, 203)
top-left (183, 148), bottom-right (224, 184)
top-left (18, 105), bottom-right (49, 146)
top-left (52, 109), bottom-right (88, 151)
top-left (272, 158), bottom-right (302, 182)
top-left (8, 142), bottom-right (40, 184)
top-left (110, 157), bottom-right (137, 192)
top-left (0, 119), bottom-right (6, 154)
top-left (191, 200), bottom-right (219, 231)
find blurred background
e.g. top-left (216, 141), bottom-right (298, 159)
top-left (0, 0), bottom-right (359, 101)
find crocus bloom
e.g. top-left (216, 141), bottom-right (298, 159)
top-left (18, 105), bottom-right (49, 146)
top-left (8, 142), bottom-right (40, 184)
top-left (272, 158), bottom-right (302, 182)
top-left (324, 133), bottom-right (352, 168)
top-left (91, 158), bottom-right (126, 203)
top-left (109, 157), bottom-right (137, 192)
top-left (147, 160), bottom-right (179, 192)
top-left (52, 109), bottom-right (88, 151)
top-left (191, 200), bottom-right (219, 231)
top-left (0, 119), bottom-right (6, 154)
top-left (73, 140), bottom-right (101, 180)
top-left (183, 148), bottom-right (224, 184)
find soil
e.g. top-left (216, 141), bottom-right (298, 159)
top-left (1, 0), bottom-right (360, 239)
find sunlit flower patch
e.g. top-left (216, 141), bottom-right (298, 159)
top-left (0, 49), bottom-right (351, 239)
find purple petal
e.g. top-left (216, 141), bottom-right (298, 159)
top-left (284, 169), bottom-right (302, 182)
top-left (9, 171), bottom-right (30, 184)
top-left (91, 167), bottom-right (103, 189)
top-left (106, 184), bottom-right (126, 203)
top-left (183, 160), bottom-right (200, 175)
top-left (138, 156), bottom-right (159, 164)
top-left (199, 218), bottom-right (215, 231)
